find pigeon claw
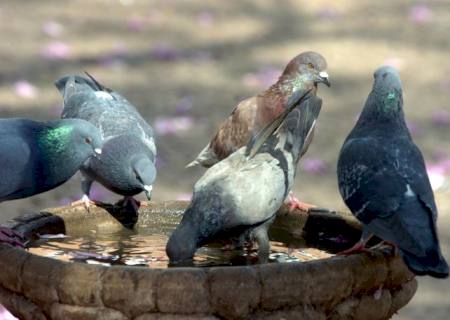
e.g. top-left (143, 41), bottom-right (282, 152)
top-left (0, 227), bottom-right (27, 248)
top-left (71, 195), bottom-right (97, 212)
top-left (287, 192), bottom-right (316, 212)
top-left (337, 241), bottom-right (372, 255)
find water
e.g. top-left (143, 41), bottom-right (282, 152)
top-left (29, 228), bottom-right (332, 268)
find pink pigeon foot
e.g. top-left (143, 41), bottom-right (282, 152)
top-left (371, 240), bottom-right (399, 255)
top-left (70, 194), bottom-right (98, 212)
top-left (287, 192), bottom-right (316, 212)
top-left (0, 226), bottom-right (26, 248)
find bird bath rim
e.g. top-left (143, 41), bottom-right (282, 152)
top-left (0, 201), bottom-right (417, 320)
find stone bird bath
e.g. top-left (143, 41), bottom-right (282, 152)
top-left (0, 201), bottom-right (416, 320)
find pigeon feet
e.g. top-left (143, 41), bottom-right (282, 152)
top-left (287, 192), bottom-right (316, 212)
top-left (337, 241), bottom-right (372, 255)
top-left (371, 240), bottom-right (399, 255)
top-left (0, 227), bottom-right (26, 248)
top-left (71, 195), bottom-right (97, 212)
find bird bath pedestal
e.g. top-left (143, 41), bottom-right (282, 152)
top-left (0, 201), bottom-right (417, 320)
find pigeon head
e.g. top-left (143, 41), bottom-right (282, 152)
top-left (43, 119), bottom-right (102, 159)
top-left (370, 66), bottom-right (403, 113)
top-left (281, 51), bottom-right (330, 90)
top-left (131, 154), bottom-right (157, 200)
top-left (166, 216), bottom-right (198, 263)
top-left (88, 134), bottom-right (156, 197)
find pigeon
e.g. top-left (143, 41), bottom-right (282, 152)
top-left (337, 66), bottom-right (449, 278)
top-left (187, 51), bottom-right (329, 168)
top-left (0, 117), bottom-right (102, 246)
top-left (187, 51), bottom-right (329, 211)
top-left (54, 73), bottom-right (157, 210)
top-left (167, 88), bottom-right (322, 263)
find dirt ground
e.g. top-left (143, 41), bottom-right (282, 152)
top-left (0, 0), bottom-right (449, 318)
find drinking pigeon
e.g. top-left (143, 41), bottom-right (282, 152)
top-left (55, 73), bottom-right (157, 210)
top-left (187, 51), bottom-right (329, 211)
top-left (337, 66), bottom-right (449, 278)
top-left (167, 88), bottom-right (322, 263)
top-left (0, 117), bottom-right (102, 246)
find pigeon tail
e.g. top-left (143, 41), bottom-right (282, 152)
top-left (401, 246), bottom-right (449, 278)
top-left (186, 143), bottom-right (219, 168)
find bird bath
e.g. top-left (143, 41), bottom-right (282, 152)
top-left (0, 201), bottom-right (417, 320)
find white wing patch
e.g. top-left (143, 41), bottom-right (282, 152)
top-left (404, 184), bottom-right (415, 197)
top-left (94, 91), bottom-right (113, 100)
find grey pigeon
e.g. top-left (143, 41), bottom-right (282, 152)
top-left (0, 117), bottom-right (102, 246)
top-left (167, 89), bottom-right (322, 263)
top-left (54, 73), bottom-right (157, 210)
top-left (337, 66), bottom-right (448, 278)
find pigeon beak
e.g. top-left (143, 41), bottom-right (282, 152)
top-left (143, 185), bottom-right (153, 201)
top-left (317, 71), bottom-right (331, 87)
top-left (94, 148), bottom-right (102, 155)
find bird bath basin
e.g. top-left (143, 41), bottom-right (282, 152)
top-left (0, 201), bottom-right (417, 320)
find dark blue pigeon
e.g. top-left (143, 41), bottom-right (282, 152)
top-left (0, 117), bottom-right (102, 246)
top-left (55, 73), bottom-right (157, 211)
top-left (167, 89), bottom-right (322, 263)
top-left (337, 66), bottom-right (448, 278)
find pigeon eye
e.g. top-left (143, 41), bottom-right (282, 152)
top-left (307, 63), bottom-right (314, 69)
top-left (85, 137), bottom-right (92, 144)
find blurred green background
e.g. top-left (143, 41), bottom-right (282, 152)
top-left (0, 1), bottom-right (449, 318)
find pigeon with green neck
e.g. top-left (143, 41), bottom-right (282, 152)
top-left (0, 118), bottom-right (102, 247)
top-left (55, 73), bottom-right (156, 211)
top-left (187, 51), bottom-right (330, 211)
top-left (337, 66), bottom-right (448, 278)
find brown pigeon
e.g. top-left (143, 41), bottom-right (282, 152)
top-left (187, 51), bottom-right (330, 210)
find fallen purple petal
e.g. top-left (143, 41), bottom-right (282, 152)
top-left (14, 80), bottom-right (37, 99)
top-left (197, 11), bottom-right (214, 26)
top-left (410, 4), bottom-right (433, 24)
top-left (153, 116), bottom-right (194, 136)
top-left (40, 42), bottom-right (71, 60)
top-left (317, 7), bottom-right (340, 20)
top-left (150, 43), bottom-right (180, 61)
top-left (42, 20), bottom-right (63, 37)
top-left (127, 16), bottom-right (146, 32)
top-left (430, 110), bottom-right (450, 126)
top-left (302, 158), bottom-right (327, 175)
top-left (175, 96), bottom-right (193, 114)
top-left (406, 120), bottom-right (422, 136)
top-left (242, 67), bottom-right (281, 89)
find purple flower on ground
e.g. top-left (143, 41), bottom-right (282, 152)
top-left (127, 16), bottom-right (146, 32)
top-left (150, 43), bottom-right (180, 61)
top-left (42, 21), bottom-right (63, 37)
top-left (97, 43), bottom-right (129, 67)
top-left (302, 158), bottom-right (327, 175)
top-left (410, 4), bottom-right (433, 24)
top-left (14, 81), bottom-right (37, 99)
top-left (175, 96), bottom-right (193, 114)
top-left (153, 116), bottom-right (194, 136)
top-left (317, 7), bottom-right (340, 20)
top-left (431, 110), bottom-right (450, 126)
top-left (197, 11), bottom-right (214, 26)
top-left (406, 120), bottom-right (422, 136)
top-left (40, 42), bottom-right (71, 60)
top-left (426, 162), bottom-right (447, 191)
top-left (242, 67), bottom-right (281, 89)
